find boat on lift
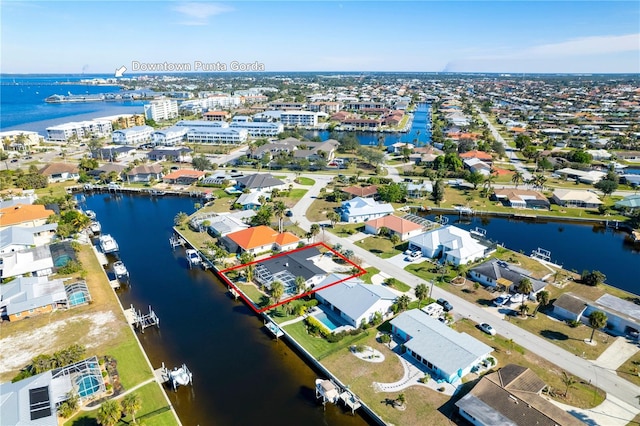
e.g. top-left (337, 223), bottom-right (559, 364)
top-left (113, 261), bottom-right (128, 278)
top-left (85, 210), bottom-right (97, 220)
top-left (99, 234), bottom-right (119, 254)
top-left (185, 249), bottom-right (201, 268)
top-left (89, 221), bottom-right (102, 234)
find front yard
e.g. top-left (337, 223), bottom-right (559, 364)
top-left (355, 235), bottom-right (405, 259)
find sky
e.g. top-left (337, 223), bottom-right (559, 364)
top-left (1, 0), bottom-right (639, 74)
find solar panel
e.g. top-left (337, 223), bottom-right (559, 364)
top-left (29, 386), bottom-right (51, 420)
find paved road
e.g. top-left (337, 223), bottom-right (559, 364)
top-left (292, 179), bottom-right (640, 410)
top-left (475, 107), bottom-right (533, 181)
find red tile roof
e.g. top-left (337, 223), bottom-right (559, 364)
top-left (365, 215), bottom-right (423, 234)
top-left (0, 204), bottom-right (55, 227)
top-left (226, 225), bottom-right (300, 250)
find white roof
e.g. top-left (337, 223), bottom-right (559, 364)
top-left (552, 189), bottom-right (602, 204)
top-left (0, 276), bottom-right (66, 316)
top-left (391, 309), bottom-right (492, 379)
top-left (0, 246), bottom-right (53, 279)
top-left (409, 225), bottom-right (487, 259)
top-left (341, 197), bottom-right (394, 217)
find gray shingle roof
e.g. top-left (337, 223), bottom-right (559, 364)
top-left (316, 275), bottom-right (396, 322)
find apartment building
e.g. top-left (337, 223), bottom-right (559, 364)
top-left (151, 126), bottom-right (188, 146)
top-left (46, 120), bottom-right (112, 142)
top-left (229, 121), bottom-right (284, 137)
top-left (144, 98), bottom-right (179, 121)
top-left (112, 125), bottom-right (154, 145)
top-left (280, 111), bottom-right (318, 127)
top-left (185, 127), bottom-right (248, 144)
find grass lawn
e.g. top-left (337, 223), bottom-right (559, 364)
top-left (65, 382), bottom-right (176, 426)
top-left (295, 177), bottom-right (315, 185)
top-left (305, 198), bottom-right (340, 223)
top-left (453, 318), bottom-right (605, 409)
top-left (107, 333), bottom-right (153, 389)
top-left (616, 353), bottom-right (640, 387)
top-left (321, 332), bottom-right (453, 426)
top-left (404, 260), bottom-right (443, 283)
top-left (282, 188), bottom-right (307, 203)
top-left (360, 267), bottom-right (380, 284)
top-left (384, 278), bottom-right (412, 293)
top-left (283, 321), bottom-right (371, 360)
top-left (328, 223), bottom-right (363, 238)
top-left (35, 181), bottom-right (77, 198)
top-left (355, 235), bottom-right (403, 259)
top-left (236, 282), bottom-right (269, 309)
top-left (174, 226), bottom-right (215, 252)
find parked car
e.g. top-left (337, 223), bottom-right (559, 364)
top-left (405, 251), bottom-right (421, 261)
top-left (478, 323), bottom-right (497, 336)
top-left (509, 293), bottom-right (527, 304)
top-left (493, 295), bottom-right (509, 307)
top-left (285, 210), bottom-right (293, 217)
top-left (437, 298), bottom-right (453, 312)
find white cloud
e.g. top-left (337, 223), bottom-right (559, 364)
top-left (172, 2), bottom-right (233, 26)
top-left (528, 33), bottom-right (640, 57)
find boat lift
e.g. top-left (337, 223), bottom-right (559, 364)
top-left (159, 362), bottom-right (193, 391)
top-left (131, 304), bottom-right (159, 333)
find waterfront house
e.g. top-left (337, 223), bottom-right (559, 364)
top-left (162, 169), bottom-right (205, 185)
top-left (463, 158), bottom-right (492, 176)
top-left (340, 197), bottom-right (394, 223)
top-left (406, 182), bottom-right (432, 198)
top-left (407, 225), bottom-right (491, 266)
top-left (0, 204), bottom-right (55, 230)
top-left (207, 214), bottom-right (251, 237)
top-left (456, 364), bottom-right (583, 426)
top-left (126, 164), bottom-right (163, 183)
top-left (236, 190), bottom-right (269, 210)
top-left (38, 163), bottom-right (80, 183)
top-left (364, 215), bottom-right (425, 241)
top-left (254, 247), bottom-right (325, 293)
top-left (554, 168), bottom-right (606, 184)
top-left (0, 245), bottom-right (54, 281)
top-left (459, 150), bottom-right (493, 164)
top-left (340, 185), bottom-right (378, 199)
top-left (584, 294), bottom-right (640, 336)
top-left (469, 259), bottom-right (547, 296)
top-left (236, 173), bottom-right (286, 192)
top-left (223, 225), bottom-right (300, 255)
top-left (551, 189), bottom-right (602, 208)
top-left (314, 275), bottom-right (397, 328)
top-left (552, 293), bottom-right (588, 322)
top-left (147, 146), bottom-right (192, 162)
top-left (0, 356), bottom-right (106, 425)
top-left (391, 309), bottom-right (493, 383)
top-left (387, 142), bottom-right (414, 154)
top-left (0, 224), bottom-right (58, 254)
top-left (492, 188), bottom-right (550, 209)
top-left (87, 163), bottom-right (127, 179)
top-left (614, 194), bottom-right (640, 212)
top-left (112, 125), bottom-right (154, 145)
top-left (0, 276), bottom-right (68, 321)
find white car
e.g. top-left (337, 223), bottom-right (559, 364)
top-left (479, 323), bottom-right (497, 336)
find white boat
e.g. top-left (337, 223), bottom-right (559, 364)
top-left (185, 249), bottom-right (201, 267)
top-left (163, 363), bottom-right (193, 391)
top-left (85, 210), bottom-right (97, 220)
top-left (99, 234), bottom-right (119, 254)
top-left (113, 261), bottom-right (128, 277)
top-left (469, 227), bottom-right (486, 238)
top-left (89, 221), bottom-right (101, 234)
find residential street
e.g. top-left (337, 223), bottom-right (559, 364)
top-left (293, 177), bottom-right (640, 413)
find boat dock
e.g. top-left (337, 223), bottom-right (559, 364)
top-left (95, 249), bottom-right (108, 266)
top-left (315, 378), bottom-right (362, 414)
top-left (265, 320), bottom-right (284, 339)
top-left (125, 304), bottom-right (160, 332)
top-left (169, 234), bottom-right (186, 250)
top-left (109, 279), bottom-right (120, 290)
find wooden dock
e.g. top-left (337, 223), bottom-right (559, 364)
top-left (265, 320), bottom-right (284, 339)
top-left (95, 249), bottom-right (108, 266)
top-left (339, 390), bottom-right (362, 414)
top-left (154, 367), bottom-right (170, 384)
top-left (126, 304), bottom-right (160, 332)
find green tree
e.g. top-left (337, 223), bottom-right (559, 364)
top-left (517, 278), bottom-right (533, 296)
top-left (588, 310), bottom-right (608, 343)
top-left (467, 170), bottom-right (484, 190)
top-left (174, 212), bottom-right (188, 226)
top-left (394, 295), bottom-right (411, 313)
top-left (594, 179), bottom-right (618, 198)
top-left (192, 155), bottom-right (212, 171)
top-left (96, 399), bottom-right (122, 426)
top-left (309, 223), bottom-right (320, 242)
top-left (519, 303), bottom-right (530, 317)
top-left (294, 276), bottom-right (306, 295)
top-left (581, 270), bottom-right (606, 286)
top-left (432, 179), bottom-right (445, 206)
top-left (514, 134), bottom-right (531, 150)
top-left (570, 149), bottom-right (592, 164)
top-left (273, 200), bottom-right (287, 233)
top-left (414, 283), bottom-right (429, 308)
top-left (511, 171), bottom-right (524, 188)
top-left (271, 280), bottom-right (284, 304)
top-left (326, 211), bottom-right (340, 227)
top-left (121, 393), bottom-right (142, 424)
top-left (533, 290), bottom-right (549, 316)
top-left (396, 393), bottom-right (406, 407)
top-left (251, 205), bottom-right (273, 226)
top-left (390, 233), bottom-right (400, 246)
top-left (377, 182), bottom-right (408, 203)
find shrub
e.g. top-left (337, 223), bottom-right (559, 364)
top-left (305, 316), bottom-right (330, 338)
top-left (419, 373), bottom-right (431, 383)
top-left (567, 319), bottom-right (581, 328)
top-left (57, 260), bottom-right (82, 275)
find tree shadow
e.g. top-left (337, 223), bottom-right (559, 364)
top-left (541, 329), bottom-right (569, 341)
top-left (381, 397), bottom-right (397, 407)
top-left (477, 299), bottom-right (493, 307)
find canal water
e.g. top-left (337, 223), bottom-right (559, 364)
top-left (83, 193), bottom-right (371, 426)
top-left (305, 103), bottom-right (432, 147)
top-left (425, 214), bottom-right (640, 295)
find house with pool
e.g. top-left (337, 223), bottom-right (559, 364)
top-left (391, 309), bottom-right (493, 384)
top-left (0, 356), bottom-right (105, 425)
top-left (314, 275), bottom-right (397, 328)
top-left (0, 276), bottom-right (90, 321)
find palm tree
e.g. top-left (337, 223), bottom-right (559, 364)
top-left (533, 173), bottom-right (547, 190)
top-left (588, 310), bottom-right (608, 343)
top-left (517, 278), bottom-right (533, 297)
top-left (394, 295), bottom-right (411, 312)
top-left (121, 393), bottom-right (142, 424)
top-left (532, 290), bottom-right (549, 317)
top-left (414, 283), bottom-right (429, 308)
top-left (511, 171), bottom-right (524, 188)
top-left (273, 201), bottom-right (287, 233)
top-left (174, 212), bottom-right (188, 226)
top-left (519, 303), bottom-right (530, 317)
top-left (309, 223), bottom-right (320, 242)
top-left (271, 280), bottom-right (284, 304)
top-left (97, 399), bottom-right (122, 426)
top-left (294, 276), bottom-right (306, 295)
top-left (395, 393), bottom-right (406, 407)
top-left (326, 211), bottom-right (340, 227)
top-left (561, 371), bottom-right (577, 398)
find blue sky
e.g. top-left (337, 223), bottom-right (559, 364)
top-left (2, 1), bottom-right (639, 73)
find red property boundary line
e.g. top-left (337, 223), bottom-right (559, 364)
top-left (218, 242), bottom-right (367, 314)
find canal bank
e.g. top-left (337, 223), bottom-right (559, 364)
top-left (82, 193), bottom-right (371, 426)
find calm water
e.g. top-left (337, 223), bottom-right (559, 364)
top-left (1, 75), bottom-right (144, 132)
top-left (82, 193), bottom-right (370, 426)
top-left (306, 103), bottom-right (432, 146)
top-left (426, 214), bottom-right (640, 295)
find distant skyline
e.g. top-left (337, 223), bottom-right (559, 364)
top-left (2, 1), bottom-right (639, 74)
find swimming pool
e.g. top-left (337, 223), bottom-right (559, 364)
top-left (68, 292), bottom-right (86, 306)
top-left (54, 254), bottom-right (72, 268)
top-left (314, 311), bottom-right (342, 331)
top-left (76, 374), bottom-right (100, 397)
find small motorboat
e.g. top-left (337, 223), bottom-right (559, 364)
top-left (113, 261), bottom-right (128, 278)
top-left (185, 249), bottom-right (201, 268)
top-left (89, 221), bottom-right (101, 234)
top-left (85, 210), bottom-right (97, 220)
top-left (99, 234), bottom-right (119, 254)
top-left (162, 363), bottom-right (193, 391)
